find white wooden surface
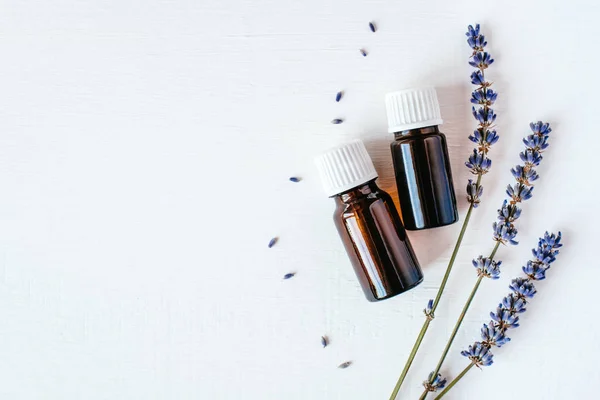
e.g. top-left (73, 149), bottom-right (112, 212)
top-left (0, 0), bottom-right (598, 399)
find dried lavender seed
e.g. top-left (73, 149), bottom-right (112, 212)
top-left (321, 336), bottom-right (328, 348)
top-left (268, 237), bottom-right (278, 248)
top-left (331, 119), bottom-right (344, 124)
top-left (283, 272), bottom-right (296, 280)
top-left (335, 91), bottom-right (343, 102)
top-left (359, 49), bottom-right (368, 57)
top-left (369, 22), bottom-right (376, 32)
top-left (338, 361), bottom-right (352, 369)
top-left (289, 177), bottom-right (301, 183)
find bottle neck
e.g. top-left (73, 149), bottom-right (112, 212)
top-left (393, 125), bottom-right (439, 140)
top-left (334, 179), bottom-right (379, 204)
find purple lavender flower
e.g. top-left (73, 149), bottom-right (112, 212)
top-left (472, 107), bottom-right (497, 126)
top-left (461, 342), bottom-right (494, 367)
top-left (506, 183), bottom-right (534, 203)
top-left (423, 372), bottom-right (447, 393)
top-left (530, 121), bottom-right (552, 136)
top-left (466, 179), bottom-right (483, 208)
top-left (424, 299), bottom-right (435, 320)
top-left (509, 278), bottom-right (537, 300)
top-left (540, 231), bottom-right (563, 249)
top-left (465, 149), bottom-right (492, 175)
top-left (466, 24), bottom-right (481, 38)
top-left (497, 200), bottom-right (522, 224)
top-left (471, 88), bottom-right (498, 106)
top-left (470, 71), bottom-right (488, 86)
top-left (469, 52), bottom-right (494, 69)
top-left (468, 128), bottom-right (499, 148)
top-left (473, 256), bottom-right (501, 279)
top-left (481, 322), bottom-right (511, 347)
top-left (522, 260), bottom-right (549, 280)
top-left (501, 293), bottom-right (527, 313)
top-left (520, 149), bottom-right (543, 168)
top-left (511, 165), bottom-right (539, 186)
top-left (490, 307), bottom-right (520, 330)
top-left (492, 222), bottom-right (518, 245)
top-left (523, 134), bottom-right (549, 152)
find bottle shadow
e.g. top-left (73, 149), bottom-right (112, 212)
top-left (362, 84), bottom-right (473, 268)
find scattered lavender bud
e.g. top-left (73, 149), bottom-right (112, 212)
top-left (338, 361), bottom-right (352, 369)
top-left (335, 91), bottom-right (343, 102)
top-left (321, 336), bottom-right (329, 348)
top-left (268, 237), bottom-right (278, 248)
top-left (369, 22), bottom-right (376, 32)
top-left (359, 49), bottom-right (368, 57)
top-left (289, 177), bottom-right (301, 183)
top-left (331, 118), bottom-right (344, 124)
top-left (283, 272), bottom-right (296, 280)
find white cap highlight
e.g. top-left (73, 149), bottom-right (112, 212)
top-left (385, 87), bottom-right (443, 133)
top-left (314, 139), bottom-right (378, 197)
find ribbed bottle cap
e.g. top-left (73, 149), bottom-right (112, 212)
top-left (385, 87), bottom-right (443, 133)
top-left (315, 139), bottom-right (378, 197)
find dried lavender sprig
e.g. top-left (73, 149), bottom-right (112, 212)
top-left (421, 121), bottom-right (553, 398)
top-left (435, 232), bottom-right (562, 399)
top-left (390, 24), bottom-right (498, 399)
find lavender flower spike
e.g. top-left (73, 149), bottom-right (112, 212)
top-left (465, 24), bottom-right (498, 208)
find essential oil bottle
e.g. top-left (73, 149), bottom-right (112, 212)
top-left (386, 87), bottom-right (459, 230)
top-left (315, 140), bottom-right (423, 302)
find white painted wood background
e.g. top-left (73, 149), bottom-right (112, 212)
top-left (0, 0), bottom-right (598, 399)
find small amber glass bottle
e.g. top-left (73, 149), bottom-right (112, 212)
top-left (386, 88), bottom-right (459, 230)
top-left (315, 140), bottom-right (423, 302)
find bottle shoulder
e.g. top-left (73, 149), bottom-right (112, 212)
top-left (391, 131), bottom-right (446, 144)
top-left (334, 190), bottom-right (393, 216)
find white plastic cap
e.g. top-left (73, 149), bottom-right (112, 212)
top-left (385, 87), bottom-right (443, 133)
top-left (315, 139), bottom-right (378, 197)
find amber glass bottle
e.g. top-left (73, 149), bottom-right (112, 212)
top-left (386, 88), bottom-right (458, 230)
top-left (315, 140), bottom-right (423, 302)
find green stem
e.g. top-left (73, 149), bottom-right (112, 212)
top-left (489, 241), bottom-right (500, 259)
top-left (389, 175), bottom-right (481, 399)
top-left (431, 276), bottom-right (483, 377)
top-left (388, 319), bottom-right (431, 400)
top-left (432, 178), bottom-right (480, 310)
top-left (419, 388), bottom-right (430, 400)
top-left (434, 363), bottom-right (475, 399)
top-left (425, 241), bottom-right (501, 386)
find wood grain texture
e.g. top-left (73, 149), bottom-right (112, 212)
top-left (0, 0), bottom-right (597, 398)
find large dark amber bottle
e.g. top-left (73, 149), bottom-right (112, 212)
top-left (315, 140), bottom-right (423, 302)
top-left (386, 88), bottom-right (458, 230)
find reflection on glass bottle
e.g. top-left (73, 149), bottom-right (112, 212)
top-left (386, 88), bottom-right (458, 230)
top-left (316, 140), bottom-right (423, 302)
